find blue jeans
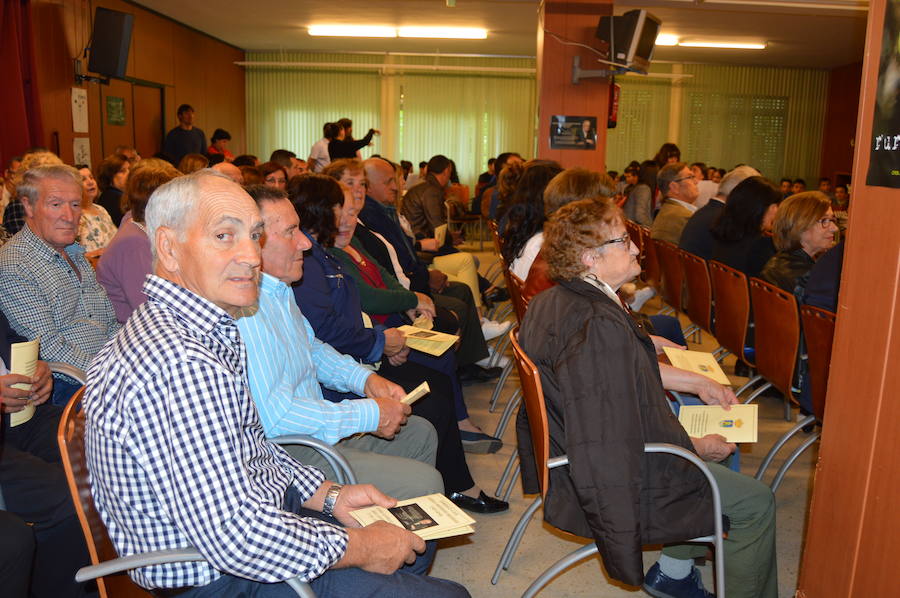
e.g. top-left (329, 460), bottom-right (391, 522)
top-left (50, 374), bottom-right (82, 407)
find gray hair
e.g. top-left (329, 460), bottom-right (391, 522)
top-left (718, 165), bottom-right (761, 199)
top-left (17, 164), bottom-right (81, 206)
top-left (145, 168), bottom-right (233, 260)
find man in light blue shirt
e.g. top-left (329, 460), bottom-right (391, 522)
top-left (237, 186), bottom-right (443, 499)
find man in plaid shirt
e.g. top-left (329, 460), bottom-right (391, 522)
top-left (83, 170), bottom-right (468, 597)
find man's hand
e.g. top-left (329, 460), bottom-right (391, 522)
top-left (372, 396), bottom-right (410, 439)
top-left (0, 361), bottom-right (52, 413)
top-left (428, 270), bottom-right (449, 294)
top-left (413, 292), bottom-right (436, 319)
top-left (339, 522), bottom-right (425, 575)
top-left (387, 346), bottom-right (410, 366)
top-left (650, 335), bottom-right (686, 355)
top-left (332, 483), bottom-right (397, 526)
top-left (419, 238), bottom-right (439, 252)
top-left (694, 376), bottom-right (738, 409)
top-left (383, 328), bottom-right (407, 357)
top-left (364, 373), bottom-right (406, 402)
top-left (691, 434), bottom-right (737, 462)
top-left (450, 230), bottom-right (464, 246)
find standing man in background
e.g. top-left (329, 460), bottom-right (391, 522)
top-left (163, 104), bottom-right (206, 166)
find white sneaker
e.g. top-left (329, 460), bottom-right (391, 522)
top-left (629, 286), bottom-right (656, 312)
top-left (475, 346), bottom-right (511, 368)
top-left (481, 318), bottom-right (513, 341)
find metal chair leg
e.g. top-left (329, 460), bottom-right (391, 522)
top-left (489, 362), bottom-right (515, 412)
top-left (495, 452), bottom-right (519, 497)
top-left (755, 414), bottom-right (816, 480)
top-left (492, 496), bottom-right (543, 584)
top-left (735, 374), bottom-right (764, 397)
top-left (521, 543), bottom-right (600, 598)
top-left (770, 432), bottom-right (820, 492)
top-left (502, 466), bottom-right (521, 502)
top-left (493, 389), bottom-right (521, 438)
top-left (714, 348), bottom-right (731, 363)
top-left (741, 381), bottom-right (771, 404)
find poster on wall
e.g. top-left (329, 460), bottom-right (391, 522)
top-left (549, 116), bottom-right (597, 150)
top-left (74, 138), bottom-right (91, 168)
top-left (106, 96), bottom-right (126, 126)
top-left (867, 0), bottom-right (900, 187)
top-left (71, 88), bottom-right (88, 133)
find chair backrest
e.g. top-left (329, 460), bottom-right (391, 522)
top-left (488, 219), bottom-right (503, 255)
top-left (508, 327), bottom-right (552, 499)
top-left (749, 277), bottom-right (800, 397)
top-left (800, 306), bottom-right (837, 421)
top-left (708, 260), bottom-right (752, 366)
top-left (638, 226), bottom-right (661, 288)
top-left (625, 219), bottom-right (643, 254)
top-left (653, 239), bottom-right (685, 312)
top-left (505, 270), bottom-right (529, 322)
top-left (680, 251), bottom-right (713, 334)
top-left (57, 387), bottom-right (152, 598)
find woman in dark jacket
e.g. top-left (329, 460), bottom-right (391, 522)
top-left (711, 176), bottom-right (780, 279)
top-left (761, 191), bottom-right (838, 297)
top-left (95, 153), bottom-right (130, 226)
top-left (517, 198), bottom-right (777, 598)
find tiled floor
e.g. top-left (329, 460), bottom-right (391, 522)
top-left (428, 246), bottom-right (817, 597)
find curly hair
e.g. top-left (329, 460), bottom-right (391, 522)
top-left (288, 173), bottom-right (344, 247)
top-left (500, 160), bottom-right (563, 264)
top-left (771, 191), bottom-right (831, 252)
top-left (544, 198), bottom-right (621, 282)
top-left (123, 162), bottom-right (181, 224)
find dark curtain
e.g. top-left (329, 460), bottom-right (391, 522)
top-left (0, 0), bottom-right (44, 168)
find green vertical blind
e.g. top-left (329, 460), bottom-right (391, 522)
top-left (606, 74), bottom-right (673, 172)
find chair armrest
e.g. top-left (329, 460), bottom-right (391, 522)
top-left (271, 434), bottom-right (358, 485)
top-left (47, 362), bottom-right (87, 385)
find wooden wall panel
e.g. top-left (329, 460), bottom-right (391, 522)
top-left (820, 62), bottom-right (862, 183)
top-left (798, 0), bottom-right (900, 595)
top-left (29, 0), bottom-right (244, 167)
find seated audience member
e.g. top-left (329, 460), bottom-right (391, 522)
top-left (803, 239), bottom-right (845, 313)
top-left (708, 167), bottom-right (723, 184)
top-left (178, 152), bottom-right (209, 175)
top-left (761, 191), bottom-right (838, 297)
top-left (780, 177), bottom-right (793, 199)
top-left (360, 159), bottom-right (504, 379)
top-left (206, 152), bottom-right (226, 167)
top-left (502, 160), bottom-right (565, 279)
top-left (113, 145), bottom-right (141, 163)
top-left (75, 164), bottom-right (117, 252)
top-left (309, 122), bottom-right (341, 173)
top-left (4, 151), bottom-right (64, 235)
top-left (232, 154), bottom-right (259, 168)
top-left (711, 176), bottom-right (780, 279)
top-left (401, 154), bottom-right (453, 239)
top-left (833, 183), bottom-right (850, 212)
top-left (329, 124), bottom-right (379, 161)
top-left (237, 185), bottom-right (443, 499)
top-left (653, 142), bottom-right (681, 167)
top-left (0, 308), bottom-right (93, 598)
top-left (791, 178), bottom-right (807, 194)
top-left (651, 162), bottom-right (699, 244)
top-left (517, 199), bottom-right (777, 598)
top-left (679, 165), bottom-right (759, 260)
top-left (260, 161), bottom-right (288, 190)
top-left (289, 176), bottom-right (508, 511)
top-left (97, 160), bottom-right (182, 323)
top-left (1, 155), bottom-right (22, 213)
top-left (96, 153), bottom-right (131, 226)
top-left (0, 165), bottom-right (119, 404)
top-left (817, 176), bottom-right (835, 199)
top-left (207, 128), bottom-right (234, 162)
top-left (407, 161), bottom-right (426, 189)
top-left (690, 162), bottom-right (718, 209)
top-left (84, 169), bottom-right (470, 597)
top-left (623, 161), bottom-right (656, 227)
top-left (239, 165), bottom-right (263, 185)
top-left (271, 149), bottom-right (305, 180)
top-left (212, 161), bottom-right (243, 184)
top-left (480, 152), bottom-right (524, 220)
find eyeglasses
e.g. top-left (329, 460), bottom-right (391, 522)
top-left (817, 217), bottom-right (838, 228)
top-left (598, 232), bottom-right (630, 248)
top-left (673, 174), bottom-right (695, 183)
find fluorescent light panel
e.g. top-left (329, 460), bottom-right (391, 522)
top-left (678, 41), bottom-right (766, 49)
top-left (308, 25), bottom-right (487, 39)
top-left (655, 34), bottom-right (679, 46)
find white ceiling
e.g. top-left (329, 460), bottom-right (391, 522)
top-left (134, 0), bottom-right (869, 69)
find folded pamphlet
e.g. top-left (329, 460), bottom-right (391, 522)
top-left (678, 404), bottom-right (758, 443)
top-left (663, 347), bottom-right (731, 386)
top-left (351, 493), bottom-right (476, 541)
top-left (9, 338), bottom-right (40, 427)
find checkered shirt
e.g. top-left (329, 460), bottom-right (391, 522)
top-left (83, 275), bottom-right (348, 590)
top-left (0, 224), bottom-right (119, 370)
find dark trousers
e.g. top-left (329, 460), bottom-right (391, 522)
top-left (0, 510), bottom-right (34, 598)
top-left (434, 282), bottom-right (488, 366)
top-left (0, 405), bottom-right (94, 598)
top-left (378, 360), bottom-right (476, 494)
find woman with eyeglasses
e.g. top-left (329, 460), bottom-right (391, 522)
top-left (259, 161), bottom-right (288, 190)
top-left (760, 191), bottom-right (838, 297)
top-left (516, 198), bottom-right (777, 598)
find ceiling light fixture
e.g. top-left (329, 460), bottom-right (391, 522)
top-left (655, 34), bottom-right (679, 46)
top-left (678, 41), bottom-right (767, 49)
top-left (398, 27), bottom-right (488, 39)
top-left (308, 25), bottom-right (397, 38)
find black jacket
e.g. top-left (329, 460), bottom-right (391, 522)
top-left (516, 278), bottom-right (714, 586)
top-left (760, 248), bottom-right (815, 296)
top-left (679, 199), bottom-right (723, 259)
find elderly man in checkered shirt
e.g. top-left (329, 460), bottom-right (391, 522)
top-left (83, 170), bottom-right (469, 597)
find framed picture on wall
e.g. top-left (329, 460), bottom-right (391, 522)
top-left (106, 96), bottom-right (126, 126)
top-left (550, 115), bottom-right (597, 150)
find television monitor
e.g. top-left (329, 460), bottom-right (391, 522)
top-left (88, 7), bottom-right (134, 78)
top-left (596, 9), bottom-right (661, 75)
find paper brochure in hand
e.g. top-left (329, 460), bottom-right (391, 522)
top-left (397, 325), bottom-right (458, 357)
top-left (663, 347), bottom-right (732, 386)
top-left (9, 338), bottom-right (40, 427)
top-left (350, 493), bottom-right (476, 541)
top-left (401, 382), bottom-right (430, 405)
top-left (678, 404), bottom-right (758, 443)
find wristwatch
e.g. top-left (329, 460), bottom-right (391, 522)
top-left (322, 484), bottom-right (343, 518)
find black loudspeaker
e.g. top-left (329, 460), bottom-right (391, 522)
top-left (88, 7), bottom-right (133, 78)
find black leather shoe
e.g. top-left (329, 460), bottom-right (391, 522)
top-left (482, 287), bottom-right (509, 307)
top-left (458, 364), bottom-right (503, 386)
top-left (448, 491), bottom-right (509, 514)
